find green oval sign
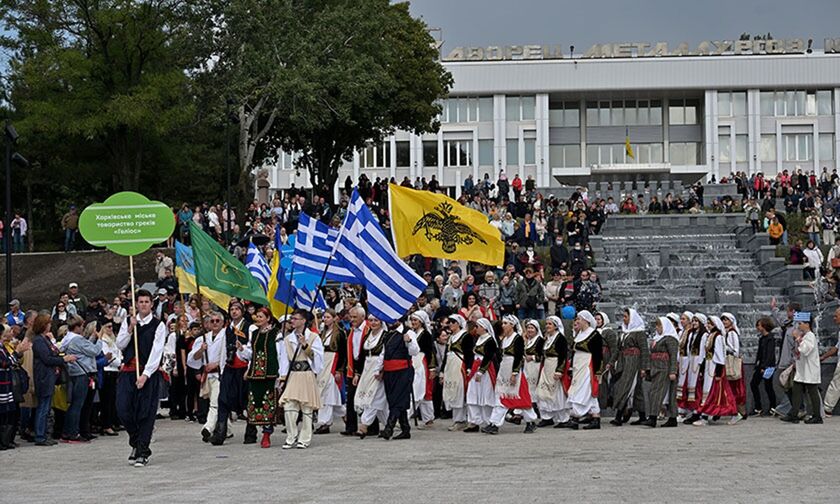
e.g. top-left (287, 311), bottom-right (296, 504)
top-left (79, 191), bottom-right (176, 256)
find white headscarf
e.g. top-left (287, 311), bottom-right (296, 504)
top-left (680, 311), bottom-right (694, 332)
top-left (720, 312), bottom-right (740, 335)
top-left (597, 311), bottom-right (610, 328)
top-left (524, 319), bottom-right (542, 348)
top-left (410, 310), bottom-right (432, 334)
top-left (709, 315), bottom-right (725, 335)
top-left (666, 312), bottom-right (680, 330)
top-left (621, 308), bottom-right (645, 333)
top-left (693, 313), bottom-right (708, 328)
top-left (503, 314), bottom-right (522, 334)
top-left (475, 318), bottom-right (496, 345)
top-left (575, 310), bottom-right (597, 342)
top-left (545, 316), bottom-right (564, 337)
top-left (448, 314), bottom-right (467, 331)
top-left (655, 316), bottom-right (679, 342)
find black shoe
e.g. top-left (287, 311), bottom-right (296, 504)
top-left (629, 415), bottom-right (647, 426)
top-left (554, 420), bottom-right (575, 429)
top-left (81, 433), bottom-right (97, 441)
top-left (581, 418), bottom-right (601, 430)
top-left (661, 417), bottom-right (678, 428)
top-left (536, 419), bottom-right (554, 428)
top-left (621, 411), bottom-right (632, 423)
top-left (134, 456), bottom-right (149, 467)
top-left (609, 418), bottom-right (623, 426)
top-left (523, 422), bottom-right (537, 434)
top-left (639, 417), bottom-right (657, 428)
top-left (392, 430), bottom-right (411, 440)
top-left (683, 413), bottom-right (701, 425)
top-left (367, 424), bottom-right (380, 436)
top-left (314, 425), bottom-right (331, 435)
top-left (804, 416), bottom-right (824, 424)
top-left (480, 425), bottom-right (499, 435)
top-left (339, 430), bottom-right (355, 437)
top-left (779, 415), bottom-right (799, 424)
top-left (128, 447), bottom-right (138, 464)
top-left (463, 424), bottom-right (480, 433)
top-left (35, 439), bottom-right (57, 446)
top-left (201, 428), bottom-right (212, 443)
top-left (243, 424), bottom-right (258, 444)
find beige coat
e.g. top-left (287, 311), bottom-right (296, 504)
top-left (20, 347), bottom-right (37, 408)
top-left (793, 332), bottom-right (821, 384)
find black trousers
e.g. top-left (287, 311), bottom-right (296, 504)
top-left (79, 386), bottom-right (96, 437)
top-left (790, 382), bottom-right (821, 419)
top-left (116, 372), bottom-right (161, 456)
top-left (344, 382), bottom-right (358, 433)
top-left (750, 367), bottom-right (776, 412)
top-left (214, 367), bottom-right (247, 435)
top-left (168, 369), bottom-right (186, 418)
top-left (384, 368), bottom-right (413, 426)
top-left (185, 368), bottom-right (202, 418)
top-left (100, 371), bottom-right (119, 429)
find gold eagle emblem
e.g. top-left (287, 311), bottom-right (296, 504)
top-left (412, 202), bottom-right (487, 254)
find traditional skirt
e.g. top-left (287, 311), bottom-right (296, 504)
top-left (466, 358), bottom-right (497, 408)
top-left (355, 356), bottom-right (386, 414)
top-left (317, 351), bottom-right (344, 412)
top-left (442, 351), bottom-right (466, 410)
top-left (537, 356), bottom-right (568, 413)
top-left (247, 379), bottom-right (277, 425)
top-left (523, 359), bottom-right (541, 401)
top-left (280, 367), bottom-right (321, 410)
top-left (729, 363), bottom-right (747, 406)
top-left (411, 354), bottom-right (434, 402)
top-left (496, 355), bottom-right (531, 410)
top-left (677, 356), bottom-right (704, 411)
top-left (568, 351), bottom-right (599, 417)
top-left (699, 364), bottom-right (737, 417)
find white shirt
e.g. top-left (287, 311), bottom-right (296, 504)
top-left (350, 321), bottom-right (367, 361)
top-left (100, 338), bottom-right (123, 372)
top-left (116, 312), bottom-right (167, 378)
top-left (279, 328), bottom-right (324, 378)
top-left (186, 329), bottom-right (226, 373)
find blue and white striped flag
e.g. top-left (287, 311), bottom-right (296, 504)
top-left (333, 190), bottom-right (425, 323)
top-left (245, 242), bottom-right (271, 293)
top-left (293, 212), bottom-right (357, 284)
top-left (295, 286), bottom-right (326, 311)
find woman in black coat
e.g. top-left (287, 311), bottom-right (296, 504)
top-left (30, 314), bottom-right (75, 446)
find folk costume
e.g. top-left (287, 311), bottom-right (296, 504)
top-left (597, 312), bottom-right (618, 410)
top-left (115, 312), bottom-right (166, 466)
top-left (210, 315), bottom-right (252, 445)
top-left (695, 316), bottom-right (737, 424)
top-left (568, 310), bottom-right (603, 429)
top-left (278, 326), bottom-right (324, 449)
top-left (443, 315), bottom-right (474, 430)
top-left (721, 312), bottom-right (748, 424)
top-left (486, 315), bottom-right (538, 434)
top-left (536, 316), bottom-right (571, 427)
top-left (315, 323), bottom-right (347, 432)
top-left (465, 318), bottom-right (498, 430)
top-left (642, 317), bottom-right (680, 427)
top-left (380, 325), bottom-right (420, 440)
top-left (243, 319), bottom-right (281, 447)
top-left (187, 326), bottom-right (230, 441)
top-left (354, 322), bottom-right (389, 433)
top-left (341, 319), bottom-right (369, 436)
top-left (610, 308), bottom-right (650, 426)
top-left (680, 313), bottom-right (708, 424)
top-left (522, 319), bottom-right (544, 410)
top-left (408, 311), bottom-right (437, 425)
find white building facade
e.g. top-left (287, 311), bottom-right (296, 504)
top-left (267, 40), bottom-right (840, 197)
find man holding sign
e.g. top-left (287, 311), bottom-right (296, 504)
top-left (116, 289), bottom-right (167, 467)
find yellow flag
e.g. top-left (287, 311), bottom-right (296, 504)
top-left (175, 266), bottom-right (232, 312)
top-left (625, 127), bottom-right (635, 160)
top-left (388, 183), bottom-right (504, 266)
top-left (266, 251), bottom-right (290, 319)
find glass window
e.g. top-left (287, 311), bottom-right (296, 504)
top-left (735, 135), bottom-right (747, 162)
top-left (669, 143), bottom-right (683, 165)
top-left (611, 144), bottom-right (624, 164)
top-left (521, 96), bottom-right (536, 120)
top-left (456, 99), bottom-right (468, 123)
top-left (599, 102), bottom-right (610, 126)
top-left (817, 91), bottom-right (833, 115)
top-left (585, 102), bottom-right (598, 126)
top-left (478, 139), bottom-right (493, 165)
top-left (797, 135), bottom-right (810, 161)
top-left (785, 91), bottom-right (796, 117)
top-left (396, 141), bottom-right (410, 167)
top-left (719, 135), bottom-right (731, 162)
top-left (564, 106), bottom-right (580, 127)
top-left (637, 101), bottom-right (649, 125)
top-left (775, 93), bottom-right (786, 116)
top-left (669, 100), bottom-right (685, 125)
top-left (460, 141), bottom-right (472, 166)
top-left (794, 91), bottom-right (806, 116)
top-left (685, 99), bottom-right (699, 125)
top-left (733, 92), bottom-right (747, 116)
top-left (564, 145), bottom-right (581, 167)
top-left (650, 101), bottom-right (662, 125)
top-left (524, 138), bottom-right (536, 164)
top-left (650, 143), bottom-right (663, 163)
top-left (479, 97), bottom-right (493, 121)
top-left (423, 140), bottom-right (438, 167)
top-left (506, 139), bottom-right (518, 165)
top-left (820, 134), bottom-right (834, 161)
top-left (506, 97), bottom-right (520, 121)
top-left (783, 134), bottom-right (813, 161)
top-left (806, 92), bottom-right (817, 116)
top-left (718, 93), bottom-right (732, 116)
top-left (760, 135), bottom-right (776, 162)
top-left (760, 92), bottom-right (774, 116)
top-left (440, 101), bottom-right (450, 123)
top-left (586, 144), bottom-right (598, 165)
top-left (624, 104), bottom-right (637, 125)
top-left (611, 101), bottom-right (624, 126)
top-left (549, 109), bottom-right (564, 126)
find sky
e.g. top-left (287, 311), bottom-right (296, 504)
top-left (407, 0), bottom-right (840, 55)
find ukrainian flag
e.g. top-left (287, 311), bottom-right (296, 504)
top-left (266, 230), bottom-right (293, 319)
top-left (625, 127), bottom-right (635, 160)
top-left (174, 240), bottom-right (232, 311)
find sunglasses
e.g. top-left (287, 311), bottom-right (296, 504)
top-left (210, 319), bottom-right (223, 323)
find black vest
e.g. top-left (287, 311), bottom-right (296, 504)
top-left (383, 330), bottom-right (410, 361)
top-left (123, 317), bottom-right (162, 370)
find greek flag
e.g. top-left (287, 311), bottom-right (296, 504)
top-left (296, 286), bottom-right (326, 311)
top-left (245, 242), bottom-right (271, 293)
top-left (292, 212), bottom-right (357, 284)
top-left (333, 190), bottom-right (426, 323)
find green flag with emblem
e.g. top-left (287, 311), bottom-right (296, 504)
top-left (188, 221), bottom-right (267, 305)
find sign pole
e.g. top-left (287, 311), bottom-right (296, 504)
top-left (129, 255), bottom-right (141, 381)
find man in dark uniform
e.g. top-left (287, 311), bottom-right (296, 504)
top-left (116, 289), bottom-right (166, 467)
top-left (209, 302), bottom-right (251, 445)
top-left (380, 321), bottom-right (419, 440)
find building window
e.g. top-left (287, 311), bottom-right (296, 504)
top-left (587, 143), bottom-right (662, 165)
top-left (362, 143), bottom-right (390, 168)
top-left (817, 91), bottom-right (833, 116)
top-left (524, 138), bottom-right (536, 165)
top-left (549, 101), bottom-right (580, 127)
top-left (441, 96), bottom-right (492, 123)
top-left (669, 99), bottom-right (700, 125)
top-left (550, 145), bottom-right (581, 167)
top-left (423, 140), bottom-right (438, 167)
top-left (760, 92), bottom-right (774, 116)
top-left (583, 99), bottom-right (663, 126)
top-left (506, 139), bottom-right (519, 165)
top-left (718, 92), bottom-right (746, 117)
top-left (478, 139), bottom-right (493, 165)
top-left (719, 135), bottom-right (731, 162)
top-left (760, 135), bottom-right (776, 162)
top-left (819, 134), bottom-right (834, 161)
top-left (479, 97), bottom-right (494, 121)
top-left (783, 133), bottom-right (813, 161)
top-left (505, 96), bottom-right (536, 122)
top-left (396, 141), bottom-right (409, 167)
top-left (735, 135), bottom-right (748, 162)
top-left (669, 142), bottom-right (700, 165)
top-left (445, 140), bottom-right (472, 167)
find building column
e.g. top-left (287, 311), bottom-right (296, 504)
top-left (494, 94), bottom-right (506, 180)
top-left (835, 88), bottom-right (840, 172)
top-left (437, 130), bottom-right (444, 185)
top-left (535, 93), bottom-right (550, 187)
top-left (705, 90), bottom-right (718, 181)
top-left (747, 89), bottom-right (760, 175)
top-left (353, 150), bottom-right (360, 183)
top-left (389, 136), bottom-right (397, 181)
top-left (663, 98), bottom-right (670, 164)
top-left (579, 98), bottom-right (587, 167)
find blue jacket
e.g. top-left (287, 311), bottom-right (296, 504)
top-left (32, 335), bottom-right (65, 398)
top-left (60, 333), bottom-right (101, 377)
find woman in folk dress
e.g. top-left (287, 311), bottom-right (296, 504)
top-left (354, 315), bottom-right (388, 438)
top-left (442, 314), bottom-right (473, 431)
top-left (568, 310), bottom-right (604, 430)
top-left (536, 316), bottom-right (572, 428)
top-left (407, 311), bottom-right (436, 426)
top-left (721, 312), bottom-right (748, 425)
top-left (680, 313), bottom-right (708, 424)
top-left (640, 317), bottom-right (680, 428)
top-left (522, 319), bottom-right (544, 419)
top-left (693, 316), bottom-right (736, 426)
top-left (314, 309), bottom-right (346, 435)
top-left (464, 318), bottom-right (498, 432)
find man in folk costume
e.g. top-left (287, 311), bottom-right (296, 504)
top-left (340, 306), bottom-right (369, 437)
top-left (610, 308), bottom-right (650, 426)
top-left (693, 316), bottom-right (736, 426)
top-left (278, 310), bottom-right (323, 449)
top-left (380, 320), bottom-right (421, 440)
top-left (314, 309), bottom-right (346, 435)
top-left (187, 311), bottom-right (231, 443)
top-left (639, 317), bottom-right (680, 428)
top-left (680, 313), bottom-right (708, 424)
top-left (568, 310), bottom-right (603, 430)
top-left (442, 314), bottom-right (473, 431)
top-left (353, 314), bottom-right (389, 438)
top-left (209, 302), bottom-right (252, 445)
top-left (115, 289), bottom-right (166, 467)
top-left (464, 318), bottom-right (498, 432)
top-left (483, 315), bottom-right (538, 434)
top-left (407, 311), bottom-right (436, 427)
top-left (536, 316), bottom-right (572, 428)
top-left (595, 312), bottom-right (617, 410)
top-left (242, 307), bottom-right (281, 448)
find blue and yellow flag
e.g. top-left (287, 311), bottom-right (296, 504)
top-left (625, 127), bottom-right (635, 160)
top-left (174, 241), bottom-right (232, 311)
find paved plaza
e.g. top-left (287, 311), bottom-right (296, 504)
top-left (2, 417), bottom-right (837, 503)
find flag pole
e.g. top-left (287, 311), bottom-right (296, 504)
top-left (128, 256), bottom-right (141, 381)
